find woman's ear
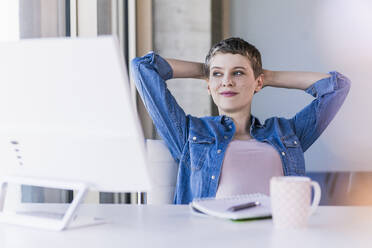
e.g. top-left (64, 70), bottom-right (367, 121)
top-left (206, 79), bottom-right (211, 95)
top-left (254, 73), bottom-right (264, 93)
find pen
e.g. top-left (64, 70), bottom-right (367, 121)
top-left (227, 201), bottom-right (261, 212)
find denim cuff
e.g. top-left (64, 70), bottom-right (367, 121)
top-left (305, 71), bottom-right (339, 98)
top-left (144, 51), bottom-right (173, 81)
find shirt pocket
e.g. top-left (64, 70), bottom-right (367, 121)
top-left (282, 135), bottom-right (300, 148)
top-left (188, 135), bottom-right (215, 171)
top-left (281, 134), bottom-right (303, 167)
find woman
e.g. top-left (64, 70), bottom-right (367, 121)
top-left (131, 37), bottom-right (350, 204)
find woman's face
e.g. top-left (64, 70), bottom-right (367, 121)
top-left (207, 53), bottom-right (263, 115)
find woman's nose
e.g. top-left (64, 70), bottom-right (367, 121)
top-left (222, 76), bottom-right (233, 87)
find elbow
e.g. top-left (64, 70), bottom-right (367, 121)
top-left (342, 76), bottom-right (351, 97)
top-left (130, 52), bottom-right (154, 69)
top-left (130, 53), bottom-right (156, 78)
top-left (129, 57), bottom-right (145, 91)
top-left (130, 57), bottom-right (143, 73)
top-left (130, 55), bottom-right (150, 78)
top-left (335, 72), bottom-right (351, 95)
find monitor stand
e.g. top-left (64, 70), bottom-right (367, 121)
top-left (0, 176), bottom-right (105, 231)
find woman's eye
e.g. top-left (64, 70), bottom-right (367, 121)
top-left (212, 71), bottom-right (222, 77)
top-left (234, 71), bottom-right (244, 76)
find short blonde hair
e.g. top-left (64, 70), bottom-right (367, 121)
top-left (204, 37), bottom-right (263, 79)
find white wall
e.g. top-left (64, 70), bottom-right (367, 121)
top-left (230, 0), bottom-right (372, 171)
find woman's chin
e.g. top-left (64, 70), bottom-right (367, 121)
top-left (218, 106), bottom-right (249, 115)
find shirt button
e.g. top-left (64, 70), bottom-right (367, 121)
top-left (294, 141), bottom-right (297, 145)
top-left (211, 175), bottom-right (215, 180)
top-left (224, 136), bottom-right (228, 140)
top-left (281, 152), bottom-right (286, 156)
top-left (192, 136), bottom-right (197, 141)
top-left (228, 125), bottom-right (232, 129)
top-left (217, 149), bottom-right (222, 154)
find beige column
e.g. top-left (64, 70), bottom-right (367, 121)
top-left (135, 0), bottom-right (156, 139)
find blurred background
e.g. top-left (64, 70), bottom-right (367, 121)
top-left (1, 0), bottom-right (372, 205)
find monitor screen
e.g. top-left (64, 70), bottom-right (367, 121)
top-left (0, 36), bottom-right (151, 192)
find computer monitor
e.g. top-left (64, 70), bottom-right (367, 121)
top-left (0, 36), bottom-right (151, 230)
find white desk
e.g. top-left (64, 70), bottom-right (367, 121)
top-left (0, 204), bottom-right (371, 248)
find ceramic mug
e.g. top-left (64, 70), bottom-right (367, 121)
top-left (270, 176), bottom-right (321, 228)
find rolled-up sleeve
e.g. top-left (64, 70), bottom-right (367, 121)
top-left (130, 52), bottom-right (187, 163)
top-left (290, 71), bottom-right (351, 152)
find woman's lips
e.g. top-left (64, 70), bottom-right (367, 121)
top-left (220, 91), bottom-right (238, 97)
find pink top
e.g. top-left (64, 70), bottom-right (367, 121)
top-left (215, 139), bottom-right (284, 198)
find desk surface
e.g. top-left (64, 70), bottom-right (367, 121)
top-left (0, 204), bottom-right (371, 248)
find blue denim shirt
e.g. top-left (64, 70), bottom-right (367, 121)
top-left (131, 52), bottom-right (351, 205)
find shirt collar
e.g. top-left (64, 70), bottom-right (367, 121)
top-left (219, 114), bottom-right (262, 128)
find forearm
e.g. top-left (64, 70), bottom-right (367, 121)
top-left (165, 58), bottom-right (205, 79)
top-left (131, 53), bottom-right (187, 160)
top-left (264, 70), bottom-right (331, 91)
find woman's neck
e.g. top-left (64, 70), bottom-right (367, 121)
top-left (221, 110), bottom-right (253, 140)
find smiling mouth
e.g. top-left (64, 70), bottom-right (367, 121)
top-left (220, 92), bottom-right (238, 97)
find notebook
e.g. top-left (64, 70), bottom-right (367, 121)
top-left (190, 193), bottom-right (272, 220)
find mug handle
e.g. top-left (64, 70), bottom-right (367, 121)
top-left (309, 181), bottom-right (321, 216)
